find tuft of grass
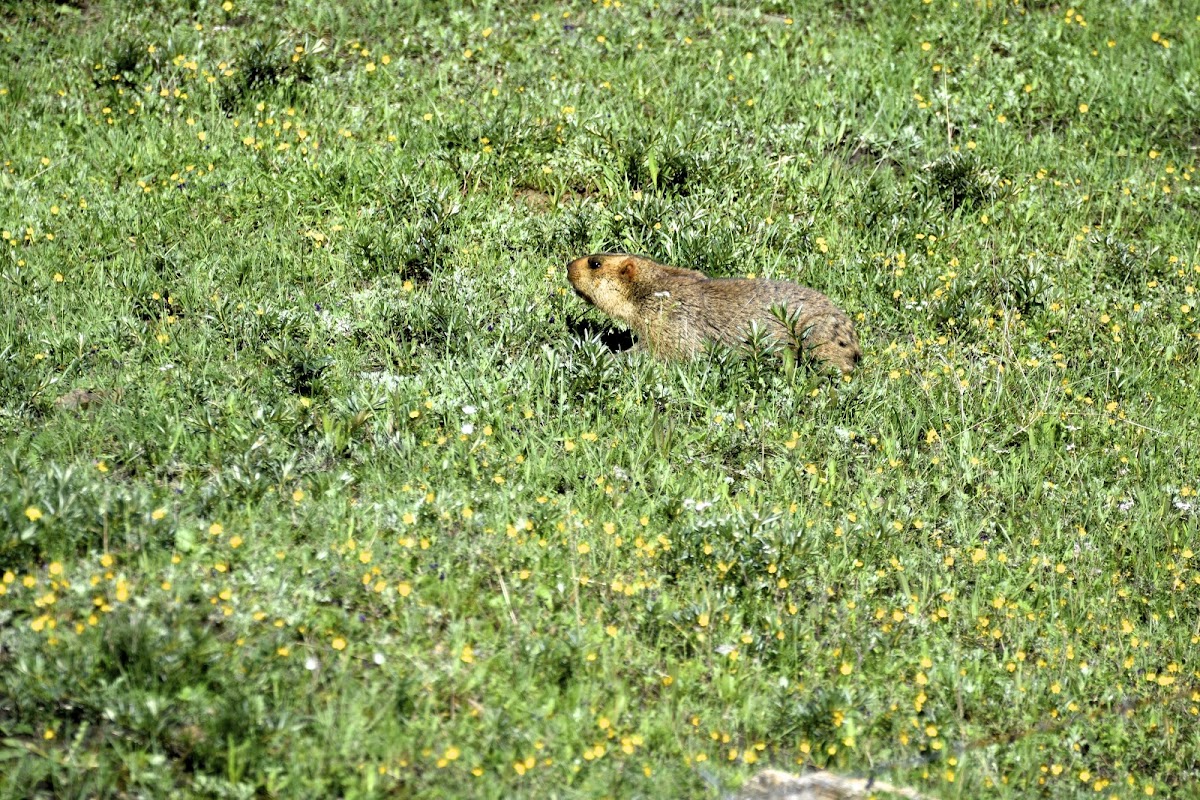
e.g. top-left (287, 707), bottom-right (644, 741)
top-left (923, 151), bottom-right (997, 211)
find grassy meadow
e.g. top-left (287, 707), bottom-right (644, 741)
top-left (2, 0), bottom-right (1200, 797)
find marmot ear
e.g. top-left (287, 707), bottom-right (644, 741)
top-left (619, 257), bottom-right (638, 280)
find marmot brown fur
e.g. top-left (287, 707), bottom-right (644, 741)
top-left (566, 253), bottom-right (861, 373)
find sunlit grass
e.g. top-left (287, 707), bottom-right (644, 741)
top-left (1, 1), bottom-right (1198, 798)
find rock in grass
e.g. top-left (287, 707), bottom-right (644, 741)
top-left (733, 769), bottom-right (933, 800)
top-left (54, 388), bottom-right (102, 412)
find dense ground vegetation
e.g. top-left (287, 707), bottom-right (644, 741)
top-left (1, 0), bottom-right (1198, 797)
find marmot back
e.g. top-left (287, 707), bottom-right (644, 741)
top-left (566, 253), bottom-right (861, 373)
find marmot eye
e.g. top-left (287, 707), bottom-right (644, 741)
top-left (588, 258), bottom-right (601, 269)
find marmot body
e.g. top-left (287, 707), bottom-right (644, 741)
top-left (566, 253), bottom-right (861, 373)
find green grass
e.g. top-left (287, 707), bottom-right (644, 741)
top-left (1, 0), bottom-right (1199, 797)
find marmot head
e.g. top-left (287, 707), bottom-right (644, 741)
top-left (566, 253), bottom-right (644, 323)
top-left (567, 253), bottom-right (709, 325)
